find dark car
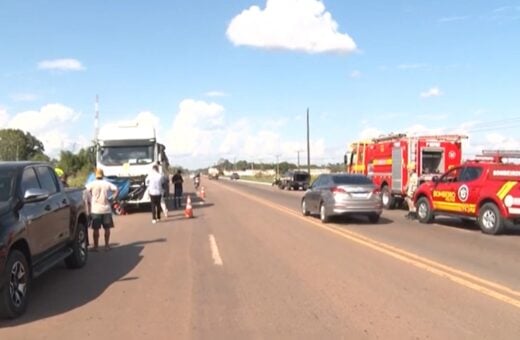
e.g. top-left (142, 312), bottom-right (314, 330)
top-left (230, 172), bottom-right (240, 180)
top-left (301, 173), bottom-right (382, 223)
top-left (0, 162), bottom-right (88, 318)
top-left (278, 171), bottom-right (310, 190)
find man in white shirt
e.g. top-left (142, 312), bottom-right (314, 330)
top-left (405, 162), bottom-right (419, 220)
top-left (85, 168), bottom-right (119, 251)
top-left (146, 164), bottom-right (164, 223)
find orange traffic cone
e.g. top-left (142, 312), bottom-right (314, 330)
top-left (184, 195), bottom-right (193, 218)
top-left (200, 186), bottom-right (206, 200)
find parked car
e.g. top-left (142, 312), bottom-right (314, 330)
top-left (301, 173), bottom-right (383, 223)
top-left (0, 162), bottom-right (88, 318)
top-left (278, 170), bottom-right (310, 190)
top-left (230, 172), bottom-right (240, 180)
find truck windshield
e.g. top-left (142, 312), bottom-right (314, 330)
top-left (99, 145), bottom-right (154, 166)
top-left (0, 170), bottom-right (15, 202)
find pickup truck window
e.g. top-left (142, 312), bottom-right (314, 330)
top-left (0, 169), bottom-right (15, 201)
top-left (36, 166), bottom-right (58, 194)
top-left (459, 166), bottom-right (482, 182)
top-left (21, 167), bottom-right (41, 194)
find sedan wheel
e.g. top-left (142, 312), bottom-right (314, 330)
top-left (301, 199), bottom-right (310, 216)
top-left (320, 203), bottom-right (330, 223)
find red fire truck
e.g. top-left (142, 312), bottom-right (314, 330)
top-left (414, 150), bottom-right (520, 235)
top-left (345, 133), bottom-right (467, 209)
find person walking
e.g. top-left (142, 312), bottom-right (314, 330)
top-left (146, 164), bottom-right (164, 223)
top-left (172, 169), bottom-right (184, 210)
top-left (405, 162), bottom-right (419, 220)
top-left (85, 168), bottom-right (119, 251)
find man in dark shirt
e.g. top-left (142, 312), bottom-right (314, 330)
top-left (172, 170), bottom-right (184, 209)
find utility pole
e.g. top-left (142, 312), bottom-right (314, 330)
top-left (306, 108), bottom-right (311, 175)
top-left (275, 154), bottom-right (281, 178)
top-left (297, 150), bottom-right (304, 170)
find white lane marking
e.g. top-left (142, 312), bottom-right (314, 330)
top-left (209, 234), bottom-right (223, 266)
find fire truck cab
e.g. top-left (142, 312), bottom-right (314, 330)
top-left (345, 133), bottom-right (466, 209)
top-left (413, 150), bottom-right (520, 235)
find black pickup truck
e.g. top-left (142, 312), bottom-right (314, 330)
top-left (277, 171), bottom-right (311, 191)
top-left (0, 162), bottom-right (88, 318)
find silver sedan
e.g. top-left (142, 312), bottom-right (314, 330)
top-left (301, 173), bottom-right (383, 223)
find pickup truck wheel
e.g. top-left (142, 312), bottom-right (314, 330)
top-left (478, 203), bottom-right (505, 235)
top-left (416, 197), bottom-right (434, 223)
top-left (381, 186), bottom-right (395, 209)
top-left (301, 199), bottom-right (310, 216)
top-left (320, 203), bottom-right (330, 223)
top-left (0, 250), bottom-right (30, 319)
top-left (65, 221), bottom-right (88, 269)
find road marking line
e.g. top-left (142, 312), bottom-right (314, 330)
top-left (218, 184), bottom-right (520, 309)
top-left (209, 234), bottom-right (223, 266)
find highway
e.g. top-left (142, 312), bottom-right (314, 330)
top-left (1, 178), bottom-right (520, 339)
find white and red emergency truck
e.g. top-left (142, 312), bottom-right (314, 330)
top-left (345, 133), bottom-right (467, 209)
top-left (413, 150), bottom-right (520, 235)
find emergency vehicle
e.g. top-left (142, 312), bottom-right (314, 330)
top-left (345, 133), bottom-right (467, 209)
top-left (413, 150), bottom-right (520, 235)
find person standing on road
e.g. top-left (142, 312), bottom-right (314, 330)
top-left (85, 168), bottom-right (119, 251)
top-left (146, 164), bottom-right (164, 223)
top-left (172, 169), bottom-right (184, 210)
top-left (405, 162), bottom-right (419, 220)
top-left (157, 162), bottom-right (169, 218)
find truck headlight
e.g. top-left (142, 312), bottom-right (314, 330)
top-left (504, 195), bottom-right (514, 207)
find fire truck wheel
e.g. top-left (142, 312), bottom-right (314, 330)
top-left (478, 203), bottom-right (505, 235)
top-left (381, 186), bottom-right (395, 209)
top-left (416, 197), bottom-right (434, 223)
top-left (319, 203), bottom-right (330, 223)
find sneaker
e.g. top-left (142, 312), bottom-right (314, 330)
top-left (164, 210), bottom-right (169, 218)
top-left (152, 219), bottom-right (157, 224)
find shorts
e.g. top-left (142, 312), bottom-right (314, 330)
top-left (91, 213), bottom-right (114, 230)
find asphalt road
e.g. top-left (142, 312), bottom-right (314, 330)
top-left (1, 177), bottom-right (520, 339)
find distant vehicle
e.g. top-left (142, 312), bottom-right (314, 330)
top-left (0, 161), bottom-right (88, 318)
top-left (208, 167), bottom-right (219, 180)
top-left (414, 150), bottom-right (520, 235)
top-left (278, 170), bottom-right (310, 190)
top-left (301, 173), bottom-right (383, 223)
top-left (230, 173), bottom-right (240, 180)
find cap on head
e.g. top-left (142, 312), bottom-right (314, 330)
top-left (95, 168), bottom-right (104, 179)
top-left (407, 162), bottom-right (416, 170)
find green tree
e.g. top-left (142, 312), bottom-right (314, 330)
top-left (0, 129), bottom-right (47, 161)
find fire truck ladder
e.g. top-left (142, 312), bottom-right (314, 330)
top-left (479, 150), bottom-right (520, 163)
top-left (415, 134), bottom-right (468, 142)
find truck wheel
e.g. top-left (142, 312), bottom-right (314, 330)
top-left (0, 250), bottom-right (31, 319)
top-left (416, 197), bottom-right (434, 223)
top-left (478, 203), bottom-right (505, 235)
top-left (301, 199), bottom-right (310, 216)
top-left (65, 221), bottom-right (88, 269)
top-left (381, 186), bottom-right (395, 209)
top-left (320, 203), bottom-right (330, 223)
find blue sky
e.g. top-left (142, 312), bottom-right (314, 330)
top-left (1, 0), bottom-right (520, 169)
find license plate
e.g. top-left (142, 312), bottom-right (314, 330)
top-left (351, 193), bottom-right (368, 198)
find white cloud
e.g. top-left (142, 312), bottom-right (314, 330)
top-left (38, 58), bottom-right (85, 71)
top-left (420, 87), bottom-right (443, 98)
top-left (205, 91), bottom-right (228, 97)
top-left (398, 63), bottom-right (428, 70)
top-left (0, 108), bottom-right (9, 127)
top-left (10, 93), bottom-right (39, 102)
top-left (350, 70), bottom-right (362, 78)
top-left (438, 16), bottom-right (467, 23)
top-left (226, 0), bottom-right (357, 54)
top-left (5, 104), bottom-right (84, 156)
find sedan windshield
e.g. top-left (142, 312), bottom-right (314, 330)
top-left (332, 175), bottom-right (373, 185)
top-left (99, 145), bottom-right (154, 166)
top-left (0, 169), bottom-right (15, 202)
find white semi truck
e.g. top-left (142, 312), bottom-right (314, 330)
top-left (95, 122), bottom-right (169, 209)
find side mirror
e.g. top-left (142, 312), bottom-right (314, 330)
top-left (432, 176), bottom-right (439, 183)
top-left (24, 188), bottom-right (50, 203)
